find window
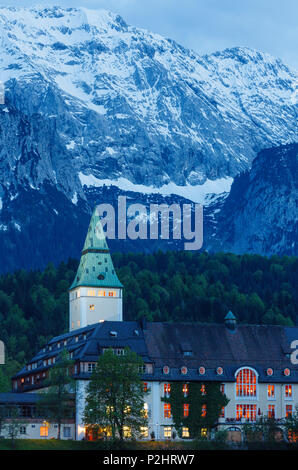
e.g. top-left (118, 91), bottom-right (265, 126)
top-left (183, 383), bottom-right (189, 397)
top-left (164, 404), bottom-right (171, 418)
top-left (143, 382), bottom-right (148, 393)
top-left (88, 290), bottom-right (95, 296)
top-left (77, 320), bottom-right (80, 327)
top-left (236, 404), bottom-right (257, 422)
top-left (268, 405), bottom-right (275, 418)
top-left (20, 426), bottom-right (26, 435)
top-left (89, 304), bottom-right (95, 311)
top-left (40, 425), bottom-right (49, 437)
top-left (220, 384), bottom-right (225, 394)
top-left (143, 403), bottom-right (149, 418)
top-left (63, 427), bottom-right (71, 438)
top-left (286, 405), bottom-right (293, 418)
top-left (88, 363), bottom-right (96, 373)
top-left (201, 384), bottom-right (206, 395)
top-left (123, 426), bottom-right (131, 438)
top-left (267, 384), bottom-right (275, 398)
top-left (183, 404), bottom-right (189, 417)
top-left (140, 426), bottom-right (148, 438)
top-left (285, 385), bottom-right (292, 398)
top-left (201, 404), bottom-right (207, 417)
top-left (98, 290), bottom-right (105, 297)
top-left (115, 348), bottom-right (124, 356)
top-left (201, 428), bottom-right (208, 438)
top-left (163, 426), bottom-right (171, 438)
top-left (220, 406), bottom-right (225, 418)
top-left (236, 368), bottom-right (257, 397)
top-left (164, 383), bottom-right (171, 397)
top-left (182, 427), bottom-right (189, 438)
top-left (109, 291), bottom-right (116, 297)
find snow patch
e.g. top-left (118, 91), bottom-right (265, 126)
top-left (78, 172), bottom-right (233, 204)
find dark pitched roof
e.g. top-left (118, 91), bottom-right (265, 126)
top-left (143, 322), bottom-right (298, 382)
top-left (0, 392), bottom-right (40, 404)
top-left (13, 320), bottom-right (298, 384)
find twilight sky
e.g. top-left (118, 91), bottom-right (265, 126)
top-left (1, 0), bottom-right (297, 70)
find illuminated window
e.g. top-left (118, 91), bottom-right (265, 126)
top-left (182, 427), bottom-right (189, 438)
top-left (89, 304), bottom-right (95, 311)
top-left (123, 426), bottom-right (131, 438)
top-left (267, 385), bottom-right (275, 398)
top-left (88, 290), bottom-right (96, 296)
top-left (183, 404), bottom-right (189, 417)
top-left (164, 403), bottom-right (171, 418)
top-left (201, 404), bottom-right (207, 417)
top-left (236, 404), bottom-right (257, 422)
top-left (143, 403), bottom-right (149, 418)
top-left (268, 405), bottom-right (275, 418)
top-left (201, 428), bottom-right (207, 438)
top-left (201, 384), bottom-right (206, 395)
top-left (109, 291), bottom-right (116, 297)
top-left (183, 384), bottom-right (189, 397)
top-left (286, 405), bottom-right (293, 417)
top-left (98, 290), bottom-right (105, 297)
top-left (220, 407), bottom-right (225, 418)
top-left (143, 382), bottom-right (148, 393)
top-left (140, 426), bottom-right (148, 438)
top-left (163, 426), bottom-right (172, 438)
top-left (285, 385), bottom-right (292, 398)
top-left (236, 368), bottom-right (257, 397)
top-left (164, 383), bottom-right (171, 397)
top-left (77, 290), bottom-right (80, 298)
top-left (40, 425), bottom-right (49, 437)
top-left (77, 320), bottom-right (80, 327)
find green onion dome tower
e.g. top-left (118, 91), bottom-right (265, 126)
top-left (69, 207), bottom-right (123, 331)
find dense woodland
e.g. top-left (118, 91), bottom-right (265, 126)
top-left (0, 251), bottom-right (297, 391)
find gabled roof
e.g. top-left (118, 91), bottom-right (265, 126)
top-left (69, 207), bottom-right (122, 290)
top-left (13, 320), bottom-right (298, 386)
top-left (0, 392), bottom-right (40, 404)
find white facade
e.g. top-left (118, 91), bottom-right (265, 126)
top-left (69, 287), bottom-right (123, 331)
top-left (0, 421), bottom-right (75, 440)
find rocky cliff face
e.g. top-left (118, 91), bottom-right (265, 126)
top-left (0, 6), bottom-right (297, 271)
top-left (208, 143), bottom-right (298, 256)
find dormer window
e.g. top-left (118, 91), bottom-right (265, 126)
top-left (183, 350), bottom-right (192, 357)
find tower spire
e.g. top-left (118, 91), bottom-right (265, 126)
top-left (69, 207), bottom-right (123, 331)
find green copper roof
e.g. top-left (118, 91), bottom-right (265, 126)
top-left (70, 208), bottom-right (123, 290)
top-left (224, 311), bottom-right (236, 321)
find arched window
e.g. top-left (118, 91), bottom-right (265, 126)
top-left (235, 368), bottom-right (257, 397)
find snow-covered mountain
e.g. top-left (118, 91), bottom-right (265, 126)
top-left (207, 143), bottom-right (298, 256)
top-left (0, 5), bottom-right (297, 271)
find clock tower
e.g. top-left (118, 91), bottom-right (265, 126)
top-left (69, 207), bottom-right (123, 331)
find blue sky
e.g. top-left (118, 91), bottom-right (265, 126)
top-left (1, 0), bottom-right (297, 69)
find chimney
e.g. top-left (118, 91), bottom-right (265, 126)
top-left (224, 311), bottom-right (237, 331)
top-left (140, 316), bottom-right (147, 331)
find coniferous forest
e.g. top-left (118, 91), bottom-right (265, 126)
top-left (0, 251), bottom-right (297, 391)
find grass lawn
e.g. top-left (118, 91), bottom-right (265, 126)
top-left (0, 439), bottom-right (195, 450)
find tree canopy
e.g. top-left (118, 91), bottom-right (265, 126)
top-left (83, 347), bottom-right (148, 440)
